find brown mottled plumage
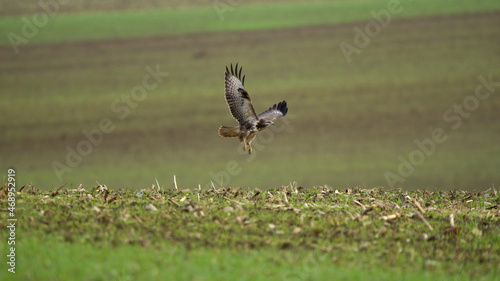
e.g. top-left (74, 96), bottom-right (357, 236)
top-left (218, 63), bottom-right (288, 154)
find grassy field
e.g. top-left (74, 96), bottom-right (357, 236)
top-left (1, 184), bottom-right (498, 280)
top-left (2, 0), bottom-right (500, 46)
top-left (1, 1), bottom-right (500, 279)
top-left (1, 0), bottom-right (500, 191)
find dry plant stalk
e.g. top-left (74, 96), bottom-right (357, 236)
top-left (353, 200), bottom-right (367, 209)
top-left (283, 191), bottom-right (289, 204)
top-left (173, 175), bottom-right (178, 191)
top-left (18, 184), bottom-right (28, 193)
top-left (414, 211), bottom-right (433, 231)
top-left (413, 198), bottom-right (425, 214)
top-left (168, 198), bottom-right (180, 207)
top-left (211, 181), bottom-right (219, 193)
top-left (50, 183), bottom-right (67, 197)
top-left (381, 213), bottom-right (400, 221)
top-left (155, 178), bottom-right (161, 192)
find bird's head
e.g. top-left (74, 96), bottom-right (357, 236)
top-left (257, 119), bottom-right (274, 129)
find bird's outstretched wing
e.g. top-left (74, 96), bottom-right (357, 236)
top-left (258, 100), bottom-right (288, 121)
top-left (224, 63), bottom-right (258, 125)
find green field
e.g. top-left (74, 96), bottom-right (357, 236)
top-left (1, 0), bottom-right (499, 190)
top-left (2, 184), bottom-right (499, 280)
top-left (0, 1), bottom-right (500, 190)
top-left (2, 0), bottom-right (499, 46)
top-left (1, 1), bottom-right (500, 280)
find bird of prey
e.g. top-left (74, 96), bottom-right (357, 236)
top-left (218, 63), bottom-right (288, 154)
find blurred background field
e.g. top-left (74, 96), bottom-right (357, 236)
top-left (0, 0), bottom-right (499, 190)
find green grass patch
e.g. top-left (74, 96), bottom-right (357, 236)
top-left (1, 0), bottom-right (500, 46)
top-left (1, 185), bottom-right (498, 280)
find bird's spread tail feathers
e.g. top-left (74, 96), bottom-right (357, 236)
top-left (218, 126), bottom-right (240, 138)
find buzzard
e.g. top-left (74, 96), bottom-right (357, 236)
top-left (218, 63), bottom-right (288, 154)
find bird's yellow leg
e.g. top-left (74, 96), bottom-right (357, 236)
top-left (243, 142), bottom-right (247, 151)
top-left (248, 145), bottom-right (252, 154)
